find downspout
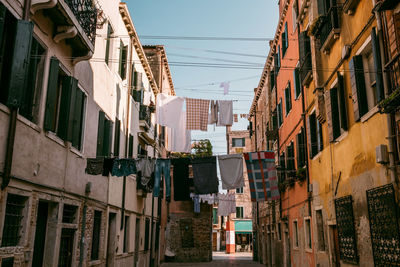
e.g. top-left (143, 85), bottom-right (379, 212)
top-left (79, 183), bottom-right (91, 267)
top-left (373, 4), bottom-right (399, 185)
top-left (2, 0), bottom-right (32, 190)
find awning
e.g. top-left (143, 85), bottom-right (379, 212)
top-left (234, 220), bottom-right (252, 234)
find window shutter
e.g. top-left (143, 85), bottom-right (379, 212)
top-left (285, 87), bottom-right (289, 115)
top-left (282, 32), bottom-right (286, 56)
top-left (105, 23), bottom-right (112, 65)
top-left (317, 120), bottom-right (323, 152)
top-left (274, 53), bottom-right (279, 76)
top-left (7, 20), bottom-right (33, 108)
top-left (330, 87), bottom-right (341, 140)
top-left (118, 40), bottom-right (123, 77)
top-left (318, 0), bottom-right (326, 15)
top-left (96, 111), bottom-right (105, 157)
top-left (270, 71), bottom-right (275, 90)
top-left (306, 115), bottom-right (313, 158)
top-left (349, 56), bottom-right (367, 121)
top-left (309, 114), bottom-right (318, 157)
top-left (114, 119), bottom-right (120, 157)
top-left (128, 134), bottom-right (134, 158)
top-left (325, 89), bottom-right (333, 142)
top-left (44, 57), bottom-right (60, 131)
top-left (72, 89), bottom-right (84, 150)
top-left (122, 45), bottom-right (128, 80)
top-left (285, 22), bottom-right (289, 45)
top-left (104, 119), bottom-right (113, 157)
top-left (130, 64), bottom-right (135, 94)
top-left (371, 27), bottom-right (384, 102)
top-left (337, 72), bottom-right (348, 131)
top-left (0, 3), bottom-right (6, 51)
top-left (294, 68), bottom-right (301, 98)
top-left (277, 46), bottom-right (281, 70)
top-left (288, 82), bottom-right (292, 111)
top-left (57, 76), bottom-right (78, 141)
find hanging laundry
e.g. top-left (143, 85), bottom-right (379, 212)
top-left (234, 114), bottom-right (238, 122)
top-left (137, 172), bottom-right (154, 193)
top-left (186, 98), bottom-right (210, 131)
top-left (154, 159), bottom-right (171, 198)
top-left (111, 159), bottom-right (137, 177)
top-left (86, 158), bottom-right (104, 175)
top-left (168, 113), bottom-right (191, 153)
top-left (244, 151), bottom-right (279, 202)
top-left (218, 154), bottom-right (244, 190)
top-left (190, 193), bottom-right (201, 213)
top-left (135, 158), bottom-right (155, 178)
top-left (102, 158), bottom-right (115, 176)
top-left (220, 81), bottom-right (230, 95)
top-left (217, 100), bottom-right (233, 126)
top-left (156, 93), bottom-right (185, 128)
top-left (172, 158), bottom-right (191, 201)
top-left (208, 100), bottom-right (218, 125)
top-left (217, 193), bottom-right (236, 216)
top-left (199, 194), bottom-right (218, 205)
top-left (192, 157), bottom-right (219, 194)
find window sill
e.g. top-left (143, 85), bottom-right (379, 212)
top-left (0, 103), bottom-right (41, 133)
top-left (70, 146), bottom-right (84, 158)
top-left (45, 131), bottom-right (66, 147)
top-left (321, 28), bottom-right (340, 55)
top-left (360, 106), bottom-right (379, 123)
top-left (305, 248), bottom-right (313, 253)
top-left (88, 260), bottom-right (102, 266)
top-left (311, 151), bottom-right (322, 161)
top-left (333, 131), bottom-right (348, 144)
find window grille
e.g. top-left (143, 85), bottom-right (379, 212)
top-left (367, 184), bottom-right (400, 266)
top-left (62, 204), bottom-right (77, 224)
top-left (334, 195), bottom-right (358, 264)
top-left (1, 194), bottom-right (26, 247)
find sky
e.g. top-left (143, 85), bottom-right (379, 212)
top-left (127, 0), bottom-right (279, 155)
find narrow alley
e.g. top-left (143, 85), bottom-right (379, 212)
top-left (161, 253), bottom-right (264, 267)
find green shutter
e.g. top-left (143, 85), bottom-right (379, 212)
top-left (317, 120), bottom-right (323, 152)
top-left (318, 0), bottom-right (326, 14)
top-left (309, 113), bottom-right (318, 157)
top-left (325, 87), bottom-right (333, 142)
top-left (72, 89), bottom-right (85, 150)
top-left (57, 76), bottom-right (77, 141)
top-left (114, 119), bottom-right (120, 157)
top-left (274, 53), bottom-right (279, 76)
top-left (118, 40), bottom-right (123, 77)
top-left (349, 56), bottom-right (368, 121)
top-left (330, 87), bottom-right (341, 140)
top-left (128, 134), bottom-right (134, 158)
top-left (96, 111), bottom-right (105, 157)
top-left (371, 27), bottom-right (384, 102)
top-left (104, 119), bottom-right (113, 157)
top-left (121, 45), bottom-right (128, 80)
top-left (44, 57), bottom-right (60, 131)
top-left (306, 115), bottom-right (313, 158)
top-left (0, 3), bottom-right (6, 45)
top-left (130, 64), bottom-right (135, 94)
top-left (285, 22), bottom-right (288, 50)
top-left (7, 20), bottom-right (33, 108)
top-left (105, 23), bottom-right (112, 65)
top-left (294, 68), bottom-right (301, 99)
top-left (337, 73), bottom-right (348, 131)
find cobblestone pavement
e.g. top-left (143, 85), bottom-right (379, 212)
top-left (160, 252), bottom-right (265, 267)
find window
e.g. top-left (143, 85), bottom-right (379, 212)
top-left (285, 82), bottom-right (292, 115)
top-left (105, 23), bottom-right (113, 66)
top-left (62, 204), bottom-right (77, 224)
top-left (277, 222), bottom-right (282, 241)
top-left (298, 31), bottom-right (312, 85)
top-left (279, 152), bottom-right (286, 181)
top-left (307, 112), bottom-right (323, 158)
top-left (277, 99), bottom-right (283, 127)
top-left (274, 46), bottom-right (281, 75)
top-left (316, 210), bottom-right (325, 251)
top-left (296, 129), bottom-right (306, 168)
top-left (349, 29), bottom-right (384, 121)
top-left (58, 228), bottom-right (76, 267)
top-left (132, 71), bottom-right (143, 103)
top-left (282, 22), bottom-right (289, 57)
top-left (44, 58), bottom-right (86, 150)
top-left (114, 118), bottom-right (121, 157)
top-left (180, 219), bottom-right (194, 248)
top-left (326, 73), bottom-right (348, 141)
top-left (293, 220), bottom-right (299, 248)
top-left (96, 111), bottom-right (113, 157)
top-left (0, 8), bottom-right (45, 123)
top-left (292, 0), bottom-right (298, 32)
top-left (118, 40), bottom-right (128, 80)
top-left (286, 142), bottom-right (295, 177)
top-left (1, 194), bottom-right (27, 247)
top-left (236, 187), bottom-right (244, 194)
top-left (144, 218), bottom-right (150, 250)
top-left (236, 207), bottom-right (244, 219)
top-left (270, 70), bottom-right (275, 91)
top-left (91, 211), bottom-right (101, 260)
top-left (305, 218), bottom-right (312, 249)
top-left (232, 138), bottom-right (245, 147)
top-left (294, 66), bottom-right (301, 99)
top-left (213, 208), bottom-right (218, 225)
top-left (123, 216), bottom-right (129, 253)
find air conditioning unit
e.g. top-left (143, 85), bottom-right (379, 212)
top-left (376, 144), bottom-right (389, 164)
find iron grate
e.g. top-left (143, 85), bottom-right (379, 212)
top-left (1, 194), bottom-right (26, 247)
top-left (367, 184), bottom-right (400, 266)
top-left (334, 195), bottom-right (359, 264)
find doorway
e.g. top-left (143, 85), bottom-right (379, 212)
top-left (106, 212), bottom-right (116, 267)
top-left (329, 225), bottom-right (340, 267)
top-left (32, 201), bottom-right (48, 267)
top-left (134, 217), bottom-right (141, 267)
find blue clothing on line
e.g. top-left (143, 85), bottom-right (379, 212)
top-left (154, 159), bottom-right (171, 198)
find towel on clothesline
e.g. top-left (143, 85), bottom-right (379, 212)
top-left (192, 156), bottom-right (219, 194)
top-left (218, 154), bottom-right (244, 190)
top-left (156, 93), bottom-right (185, 128)
top-left (172, 158), bottom-right (191, 201)
top-left (217, 193), bottom-right (236, 216)
top-left (217, 100), bottom-right (233, 126)
top-left (186, 98), bottom-right (210, 131)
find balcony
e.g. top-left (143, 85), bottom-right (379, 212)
top-left (315, 7), bottom-right (340, 54)
top-left (31, 0), bottom-right (97, 59)
top-left (379, 54), bottom-right (400, 113)
top-left (139, 104), bottom-right (151, 128)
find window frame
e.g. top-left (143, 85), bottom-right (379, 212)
top-left (304, 217), bottom-right (312, 250)
top-left (293, 220), bottom-right (299, 248)
top-left (236, 206), bottom-right (244, 219)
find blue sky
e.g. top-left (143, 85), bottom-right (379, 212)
top-left (127, 0), bottom-right (279, 155)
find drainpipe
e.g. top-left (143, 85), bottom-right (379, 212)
top-left (149, 191), bottom-right (155, 267)
top-left (373, 5), bottom-right (398, 185)
top-left (2, 0), bottom-right (32, 190)
top-left (79, 182), bottom-right (91, 267)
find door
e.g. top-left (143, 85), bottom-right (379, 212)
top-left (106, 213), bottom-right (116, 267)
top-left (284, 223), bottom-right (291, 267)
top-left (330, 225), bottom-right (340, 267)
top-left (212, 232), bottom-right (217, 251)
top-left (58, 228), bottom-right (76, 267)
top-left (134, 217), bottom-right (141, 267)
top-left (32, 201), bottom-right (48, 267)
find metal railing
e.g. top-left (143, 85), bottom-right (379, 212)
top-left (139, 105), bottom-right (151, 126)
top-left (64, 0), bottom-right (97, 44)
top-left (317, 6), bottom-right (340, 47)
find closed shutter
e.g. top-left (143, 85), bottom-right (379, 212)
top-left (349, 56), bottom-right (367, 121)
top-left (318, 0), bottom-right (326, 14)
top-left (130, 63), bottom-right (135, 94)
top-left (96, 111), bottom-right (105, 157)
top-left (105, 23), bottom-right (112, 65)
top-left (371, 27), bottom-right (384, 102)
top-left (114, 119), bottom-right (120, 157)
top-left (330, 87), bottom-right (340, 140)
top-left (104, 120), bottom-right (113, 157)
top-left (317, 120), bottom-right (323, 152)
top-left (306, 115), bottom-right (312, 158)
top-left (325, 88), bottom-right (333, 142)
top-left (0, 3), bottom-right (6, 44)
top-left (270, 70), bottom-right (275, 90)
top-left (72, 89), bottom-right (84, 150)
top-left (128, 134), bottom-right (134, 158)
top-left (394, 13), bottom-right (400, 54)
top-left (308, 114), bottom-right (318, 157)
top-left (57, 76), bottom-right (78, 141)
top-left (118, 40), bottom-right (123, 77)
top-left (285, 22), bottom-right (288, 49)
top-left (44, 57), bottom-right (60, 131)
top-left (7, 20), bottom-right (33, 108)
top-left (274, 53), bottom-right (279, 76)
top-left (294, 68), bottom-right (301, 98)
top-left (337, 72), bottom-right (348, 131)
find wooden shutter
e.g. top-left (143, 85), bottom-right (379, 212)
top-left (394, 13), bottom-right (400, 54)
top-left (114, 119), bottom-right (120, 157)
top-left (306, 115), bottom-right (312, 158)
top-left (7, 20), bottom-right (33, 108)
top-left (310, 113), bottom-right (318, 157)
top-left (0, 3), bottom-right (5, 42)
top-left (325, 89), bottom-right (333, 142)
top-left (329, 87), bottom-right (340, 140)
top-left (349, 56), bottom-right (367, 121)
top-left (337, 72), bottom-right (348, 131)
top-left (72, 89), bottom-right (84, 150)
top-left (371, 27), bottom-right (384, 102)
top-left (44, 57), bottom-right (60, 131)
top-left (274, 53), bottom-right (279, 76)
top-left (285, 22), bottom-right (289, 48)
top-left (318, 0), bottom-right (326, 14)
top-left (317, 120), bottom-right (323, 152)
top-left (105, 23), bottom-right (112, 65)
top-left (57, 76), bottom-right (77, 141)
top-left (122, 45), bottom-right (128, 80)
top-left (118, 40), bottom-right (123, 77)
top-left (96, 111), bottom-right (105, 157)
top-left (270, 71), bottom-right (275, 90)
top-left (128, 134), bottom-right (134, 158)
top-left (294, 68), bottom-right (301, 98)
top-left (104, 119), bottom-right (113, 157)
top-left (130, 63), bottom-right (135, 94)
